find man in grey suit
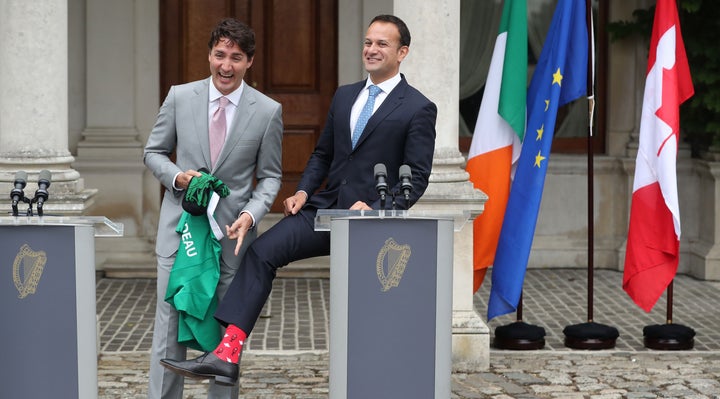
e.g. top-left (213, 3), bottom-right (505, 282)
top-left (143, 18), bottom-right (283, 399)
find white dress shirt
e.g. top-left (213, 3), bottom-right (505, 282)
top-left (349, 73), bottom-right (402, 134)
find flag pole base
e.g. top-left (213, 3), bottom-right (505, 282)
top-left (643, 323), bottom-right (695, 350)
top-left (493, 321), bottom-right (546, 350)
top-left (563, 321), bottom-right (619, 350)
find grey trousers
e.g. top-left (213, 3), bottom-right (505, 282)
top-left (147, 254), bottom-right (240, 399)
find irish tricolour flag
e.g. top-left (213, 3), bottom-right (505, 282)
top-left (466, 0), bottom-right (526, 292)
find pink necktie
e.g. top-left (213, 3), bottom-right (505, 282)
top-left (209, 96), bottom-right (229, 168)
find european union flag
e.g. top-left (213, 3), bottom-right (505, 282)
top-left (487, 0), bottom-right (588, 320)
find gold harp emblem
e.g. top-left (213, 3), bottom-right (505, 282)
top-left (376, 238), bottom-right (411, 292)
top-left (13, 244), bottom-right (47, 299)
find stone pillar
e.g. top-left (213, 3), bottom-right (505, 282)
top-left (691, 161), bottom-right (720, 280)
top-left (394, 0), bottom-right (489, 370)
top-left (0, 0), bottom-right (95, 214)
top-left (72, 0), bottom-right (158, 275)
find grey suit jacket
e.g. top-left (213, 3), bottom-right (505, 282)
top-left (144, 78), bottom-right (283, 267)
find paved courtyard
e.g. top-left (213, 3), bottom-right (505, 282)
top-left (96, 268), bottom-right (720, 398)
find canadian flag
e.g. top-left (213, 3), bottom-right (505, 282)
top-left (623, 0), bottom-right (694, 312)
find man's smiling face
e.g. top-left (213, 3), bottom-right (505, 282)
top-left (208, 37), bottom-right (253, 95)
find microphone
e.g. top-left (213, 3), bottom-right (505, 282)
top-left (10, 170), bottom-right (27, 204)
top-left (10, 171), bottom-right (27, 217)
top-left (374, 163), bottom-right (388, 208)
top-left (399, 164), bottom-right (412, 202)
top-left (34, 170), bottom-right (51, 216)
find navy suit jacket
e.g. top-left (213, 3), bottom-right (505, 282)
top-left (297, 75), bottom-right (437, 210)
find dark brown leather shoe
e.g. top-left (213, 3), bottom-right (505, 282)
top-left (160, 352), bottom-right (239, 386)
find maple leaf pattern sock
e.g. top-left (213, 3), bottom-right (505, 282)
top-left (212, 324), bottom-right (246, 364)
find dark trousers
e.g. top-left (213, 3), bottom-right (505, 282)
top-left (214, 208), bottom-right (330, 334)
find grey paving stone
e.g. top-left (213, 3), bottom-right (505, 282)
top-left (96, 269), bottom-right (720, 398)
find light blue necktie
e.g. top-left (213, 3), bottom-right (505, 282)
top-left (351, 85), bottom-right (382, 149)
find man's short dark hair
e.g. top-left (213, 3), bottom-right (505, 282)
top-left (208, 18), bottom-right (256, 59)
top-left (370, 15), bottom-right (411, 47)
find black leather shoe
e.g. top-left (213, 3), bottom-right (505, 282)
top-left (160, 352), bottom-right (239, 386)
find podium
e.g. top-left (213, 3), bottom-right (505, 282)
top-left (0, 216), bottom-right (123, 399)
top-left (315, 210), bottom-right (467, 399)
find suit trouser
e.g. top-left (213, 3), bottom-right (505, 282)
top-left (215, 208), bottom-right (331, 333)
top-left (148, 255), bottom-right (240, 399)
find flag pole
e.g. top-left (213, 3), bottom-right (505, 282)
top-left (485, 0), bottom-right (546, 351)
top-left (636, 0), bottom-right (694, 351)
top-left (642, 279), bottom-right (695, 349)
top-left (492, 293), bottom-right (546, 350)
top-left (563, 0), bottom-right (618, 350)
top-left (667, 280), bottom-right (673, 323)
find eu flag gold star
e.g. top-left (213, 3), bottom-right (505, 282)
top-left (536, 124), bottom-right (544, 141)
top-left (544, 99), bottom-right (550, 111)
top-left (552, 68), bottom-right (563, 86)
top-left (534, 150), bottom-right (546, 168)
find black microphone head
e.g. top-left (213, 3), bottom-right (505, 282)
top-left (38, 170), bottom-right (51, 186)
top-left (374, 163), bottom-right (387, 177)
top-left (399, 164), bottom-right (412, 179)
top-left (14, 170), bottom-right (27, 187)
top-left (11, 171), bottom-right (27, 205)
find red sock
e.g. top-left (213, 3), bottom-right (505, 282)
top-left (212, 324), bottom-right (246, 364)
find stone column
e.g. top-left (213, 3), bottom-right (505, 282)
top-left (394, 0), bottom-right (489, 370)
top-left (0, 0), bottom-right (95, 214)
top-left (691, 161), bottom-right (720, 280)
top-left (72, 0), bottom-right (158, 275)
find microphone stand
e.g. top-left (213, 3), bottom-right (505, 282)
top-left (25, 200), bottom-right (34, 216)
top-left (32, 197), bottom-right (44, 216)
top-left (12, 195), bottom-right (33, 217)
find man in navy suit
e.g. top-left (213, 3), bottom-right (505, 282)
top-left (161, 14), bottom-right (437, 386)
